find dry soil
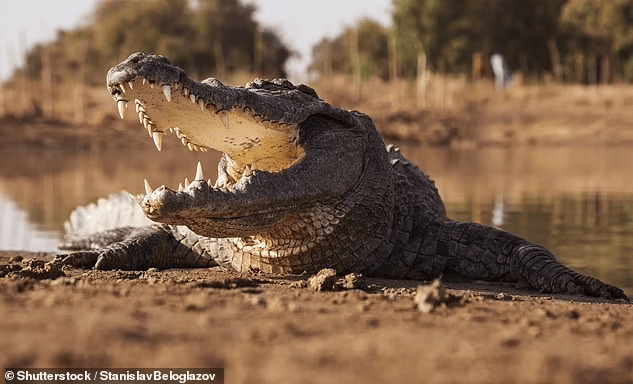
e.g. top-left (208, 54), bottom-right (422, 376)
top-left (1, 251), bottom-right (631, 384)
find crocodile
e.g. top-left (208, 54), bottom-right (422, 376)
top-left (59, 52), bottom-right (628, 301)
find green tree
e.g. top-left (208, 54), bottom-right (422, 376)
top-left (393, 0), bottom-right (566, 79)
top-left (561, 0), bottom-right (633, 82)
top-left (309, 19), bottom-right (390, 80)
top-left (92, 0), bottom-right (193, 73)
top-left (393, 0), bottom-right (488, 76)
top-left (192, 0), bottom-right (292, 78)
top-left (16, 0), bottom-right (292, 87)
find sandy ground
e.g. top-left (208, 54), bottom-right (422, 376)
top-left (1, 251), bottom-right (631, 384)
top-left (2, 83), bottom-right (633, 383)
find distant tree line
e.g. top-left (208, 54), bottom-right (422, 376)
top-left (310, 0), bottom-right (633, 84)
top-left (18, 0), bottom-right (292, 87)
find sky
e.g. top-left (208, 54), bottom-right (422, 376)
top-left (0, 0), bottom-right (393, 83)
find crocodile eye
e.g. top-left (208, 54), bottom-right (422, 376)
top-left (297, 84), bottom-right (319, 99)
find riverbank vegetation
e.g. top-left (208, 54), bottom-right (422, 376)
top-left (1, 0), bottom-right (633, 146)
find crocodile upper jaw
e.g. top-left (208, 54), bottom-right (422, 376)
top-left (109, 72), bottom-right (305, 175)
top-left (107, 53), bottom-right (356, 175)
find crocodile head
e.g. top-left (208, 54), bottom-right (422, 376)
top-left (107, 53), bottom-right (388, 242)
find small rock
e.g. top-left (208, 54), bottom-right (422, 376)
top-left (308, 268), bottom-right (338, 291)
top-left (495, 293), bottom-right (512, 301)
top-left (289, 281), bottom-right (308, 289)
top-left (0, 264), bottom-right (23, 277)
top-left (14, 259), bottom-right (65, 280)
top-left (10, 255), bottom-right (23, 262)
top-left (341, 273), bottom-right (363, 289)
top-left (414, 279), bottom-right (448, 313)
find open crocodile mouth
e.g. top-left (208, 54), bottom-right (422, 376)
top-left (105, 53), bottom-right (360, 236)
top-left (109, 76), bottom-right (304, 223)
top-left (105, 53), bottom-right (327, 234)
top-left (111, 75), bottom-right (305, 172)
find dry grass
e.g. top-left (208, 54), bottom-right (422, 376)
top-left (3, 73), bottom-right (633, 146)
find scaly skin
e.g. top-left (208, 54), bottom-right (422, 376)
top-left (58, 53), bottom-right (628, 301)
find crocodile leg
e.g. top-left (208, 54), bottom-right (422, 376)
top-left (59, 225), bottom-right (220, 270)
top-left (417, 218), bottom-right (629, 301)
top-left (60, 227), bottom-right (141, 250)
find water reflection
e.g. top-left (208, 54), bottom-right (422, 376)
top-left (0, 192), bottom-right (58, 252)
top-left (0, 144), bottom-right (631, 296)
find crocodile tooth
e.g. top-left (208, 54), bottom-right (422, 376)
top-left (190, 94), bottom-right (196, 103)
top-left (147, 124), bottom-right (153, 138)
top-left (178, 183), bottom-right (184, 192)
top-left (181, 137), bottom-right (188, 146)
top-left (128, 192), bottom-right (140, 203)
top-left (183, 87), bottom-right (189, 97)
top-left (195, 162), bottom-right (204, 180)
top-left (128, 81), bottom-right (134, 90)
top-left (117, 100), bottom-right (127, 119)
top-left (138, 111), bottom-right (145, 124)
top-left (207, 179), bottom-right (212, 186)
top-left (152, 131), bottom-right (163, 151)
top-left (198, 99), bottom-right (205, 111)
top-left (130, 194), bottom-right (142, 204)
top-left (150, 82), bottom-right (155, 89)
top-left (168, 127), bottom-right (173, 133)
top-left (144, 179), bottom-right (153, 194)
top-left (142, 116), bottom-right (150, 130)
top-left (175, 129), bottom-right (183, 139)
top-left (217, 110), bottom-right (229, 129)
top-left (119, 83), bottom-right (126, 94)
top-left (162, 84), bottom-right (172, 102)
top-left (142, 77), bottom-right (147, 85)
top-left (135, 100), bottom-right (140, 113)
top-left (184, 178), bottom-right (190, 188)
top-left (187, 142), bottom-right (195, 151)
top-left (214, 172), bottom-right (227, 188)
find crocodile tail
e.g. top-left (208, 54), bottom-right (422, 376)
top-left (63, 191), bottom-right (152, 236)
top-left (427, 218), bottom-right (629, 301)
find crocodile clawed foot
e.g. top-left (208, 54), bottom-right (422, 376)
top-left (556, 273), bottom-right (629, 302)
top-left (57, 250), bottom-right (124, 270)
top-left (57, 251), bottom-right (100, 268)
top-left (57, 248), bottom-right (150, 271)
top-left (579, 279), bottom-right (629, 302)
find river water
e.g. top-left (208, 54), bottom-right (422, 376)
top-left (0, 144), bottom-right (631, 296)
